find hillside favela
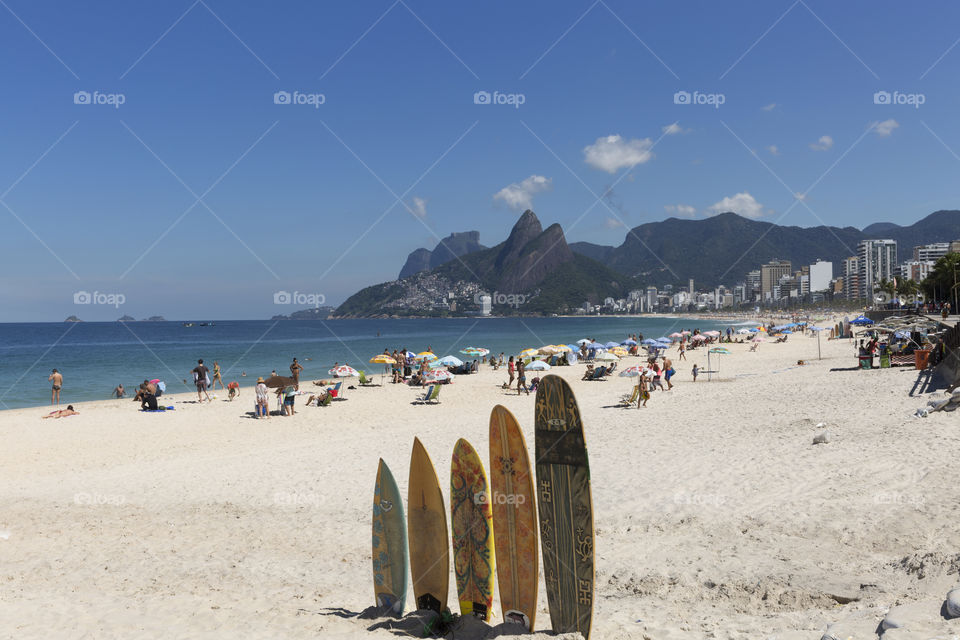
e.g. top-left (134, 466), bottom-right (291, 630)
top-left (4, 4), bottom-right (960, 640)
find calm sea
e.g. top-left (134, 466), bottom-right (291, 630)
top-left (0, 317), bottom-right (737, 410)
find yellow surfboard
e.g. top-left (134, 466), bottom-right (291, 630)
top-left (489, 405), bottom-right (538, 630)
top-left (407, 437), bottom-right (449, 613)
top-left (450, 438), bottom-right (495, 620)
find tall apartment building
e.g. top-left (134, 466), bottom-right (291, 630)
top-left (843, 256), bottom-right (860, 300)
top-left (913, 242), bottom-right (950, 263)
top-left (857, 239), bottom-right (897, 299)
top-left (645, 286), bottom-right (657, 311)
top-left (760, 260), bottom-right (792, 299)
top-left (746, 270), bottom-right (761, 301)
top-left (809, 260), bottom-right (833, 292)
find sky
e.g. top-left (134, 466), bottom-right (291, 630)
top-left (1, 0), bottom-right (960, 321)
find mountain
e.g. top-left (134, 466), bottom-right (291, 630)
top-left (335, 211), bottom-right (636, 317)
top-left (568, 210), bottom-right (960, 287)
top-left (398, 231), bottom-right (485, 279)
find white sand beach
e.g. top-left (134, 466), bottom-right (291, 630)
top-left (1, 329), bottom-right (958, 639)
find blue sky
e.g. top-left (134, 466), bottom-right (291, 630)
top-left (1, 0), bottom-right (959, 320)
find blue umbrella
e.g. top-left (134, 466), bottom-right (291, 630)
top-left (641, 339), bottom-right (658, 345)
top-left (586, 343), bottom-right (604, 351)
top-left (621, 338), bottom-right (637, 346)
top-left (781, 330), bottom-right (793, 334)
top-left (566, 344), bottom-right (580, 352)
top-left (604, 341), bottom-right (619, 348)
top-left (850, 315), bottom-right (874, 326)
top-left (656, 337), bottom-right (671, 343)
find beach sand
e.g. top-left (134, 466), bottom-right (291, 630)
top-left (2, 329), bottom-right (959, 639)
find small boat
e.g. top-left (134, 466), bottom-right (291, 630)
top-left (182, 322), bottom-right (194, 327)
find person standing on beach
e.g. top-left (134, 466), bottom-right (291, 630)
top-left (255, 377), bottom-right (269, 419)
top-left (290, 358), bottom-right (304, 390)
top-left (692, 364), bottom-right (699, 382)
top-left (211, 362), bottom-right (225, 390)
top-left (637, 375), bottom-right (649, 408)
top-left (678, 342), bottom-right (686, 361)
top-left (507, 356), bottom-right (516, 388)
top-left (516, 360), bottom-right (529, 395)
top-left (48, 369), bottom-right (63, 406)
top-left (192, 359), bottom-right (211, 403)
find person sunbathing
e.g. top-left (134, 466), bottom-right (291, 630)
top-left (43, 405), bottom-right (78, 418)
top-left (581, 365), bottom-right (595, 381)
top-left (305, 389), bottom-right (330, 406)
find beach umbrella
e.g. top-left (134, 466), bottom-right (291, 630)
top-left (641, 338), bottom-right (658, 345)
top-left (565, 344), bottom-right (580, 353)
top-left (264, 375), bottom-right (295, 389)
top-left (704, 330), bottom-right (721, 337)
top-left (596, 352), bottom-right (619, 362)
top-left (437, 355), bottom-right (463, 367)
top-left (621, 338), bottom-right (637, 346)
top-left (554, 344), bottom-right (573, 353)
top-left (619, 365), bottom-right (645, 377)
top-left (520, 348), bottom-right (539, 358)
top-left (329, 365), bottom-right (358, 378)
top-left (525, 360), bottom-right (551, 371)
top-left (656, 337), bottom-right (671, 343)
top-left (668, 332), bottom-right (682, 338)
top-left (604, 341), bottom-right (619, 348)
top-left (460, 347), bottom-right (484, 357)
top-left (576, 339), bottom-right (592, 346)
top-left (585, 343), bottom-right (604, 351)
top-left (707, 347), bottom-right (729, 381)
top-left (425, 359), bottom-right (448, 369)
top-left (691, 334), bottom-right (707, 343)
top-left (404, 351), bottom-right (415, 359)
top-left (736, 328), bottom-right (752, 334)
top-left (782, 329), bottom-right (793, 334)
top-left (611, 346), bottom-right (628, 356)
top-left (423, 368), bottom-right (454, 382)
top-left (538, 345), bottom-right (559, 355)
top-left (808, 326), bottom-right (826, 359)
top-left (369, 354), bottom-right (396, 364)
top-left (415, 351), bottom-right (437, 361)
top-left (850, 315), bottom-right (874, 326)
top-left (752, 335), bottom-right (765, 343)
top-left (681, 330), bottom-right (692, 335)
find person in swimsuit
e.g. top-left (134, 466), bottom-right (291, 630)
top-left (48, 369), bottom-right (63, 405)
top-left (211, 362), bottom-right (225, 390)
top-left (112, 383), bottom-right (125, 398)
top-left (663, 357), bottom-right (675, 390)
top-left (290, 358), bottom-right (304, 390)
top-left (507, 356), bottom-right (516, 388)
top-left (43, 405), bottom-right (78, 418)
top-left (516, 360), bottom-right (528, 395)
top-left (638, 376), bottom-right (649, 408)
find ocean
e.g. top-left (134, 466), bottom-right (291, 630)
top-left (0, 316), bottom-right (737, 410)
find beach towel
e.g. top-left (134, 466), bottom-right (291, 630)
top-left (141, 406), bottom-right (175, 412)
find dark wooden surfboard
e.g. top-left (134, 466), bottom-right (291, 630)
top-left (534, 374), bottom-right (595, 638)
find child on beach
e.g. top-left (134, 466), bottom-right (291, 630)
top-left (692, 364), bottom-right (699, 382)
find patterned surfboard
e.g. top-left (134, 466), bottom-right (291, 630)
top-left (450, 438), bottom-right (495, 620)
top-left (535, 375), bottom-right (595, 639)
top-left (372, 459), bottom-right (407, 616)
top-left (489, 405), bottom-right (538, 631)
top-left (407, 438), bottom-right (449, 613)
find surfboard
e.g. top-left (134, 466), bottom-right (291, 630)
top-left (407, 437), bottom-right (449, 613)
top-left (489, 405), bottom-right (538, 631)
top-left (534, 374), bottom-right (595, 639)
top-left (372, 459), bottom-right (407, 616)
top-left (450, 438), bottom-right (495, 620)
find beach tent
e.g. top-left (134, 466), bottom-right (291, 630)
top-left (850, 315), bottom-right (874, 326)
top-left (707, 346), bottom-right (730, 381)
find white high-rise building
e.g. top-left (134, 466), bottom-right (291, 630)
top-left (479, 295), bottom-right (492, 316)
top-left (857, 239), bottom-right (897, 299)
top-left (808, 260), bottom-right (833, 293)
top-left (914, 243), bottom-right (950, 263)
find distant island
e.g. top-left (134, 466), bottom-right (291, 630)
top-left (64, 315), bottom-right (82, 322)
top-left (271, 307), bottom-right (334, 321)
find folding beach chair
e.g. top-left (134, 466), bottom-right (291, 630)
top-left (619, 386), bottom-right (639, 406)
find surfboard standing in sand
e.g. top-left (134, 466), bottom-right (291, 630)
top-left (534, 375), bottom-right (595, 639)
top-left (372, 459), bottom-right (408, 616)
top-left (407, 438), bottom-right (450, 614)
top-left (489, 404), bottom-right (538, 631)
top-left (450, 438), bottom-right (495, 620)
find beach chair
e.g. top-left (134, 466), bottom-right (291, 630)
top-left (548, 355), bottom-right (558, 366)
top-left (620, 386), bottom-right (639, 406)
top-left (327, 381), bottom-right (342, 398)
top-left (358, 370), bottom-right (374, 385)
top-left (317, 393), bottom-right (332, 407)
top-left (749, 343), bottom-right (758, 352)
top-left (418, 385), bottom-right (441, 404)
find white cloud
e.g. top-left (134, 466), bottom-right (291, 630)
top-left (583, 134), bottom-right (654, 173)
top-left (794, 192), bottom-right (807, 201)
top-left (766, 145), bottom-right (780, 156)
top-left (664, 204), bottom-right (697, 218)
top-left (661, 122), bottom-right (688, 135)
top-left (410, 196), bottom-right (427, 218)
top-left (603, 217), bottom-right (625, 229)
top-left (872, 118), bottom-right (899, 137)
top-left (707, 192), bottom-right (765, 219)
top-left (809, 135), bottom-right (833, 151)
top-left (762, 103), bottom-right (777, 111)
top-left (493, 175), bottom-right (552, 211)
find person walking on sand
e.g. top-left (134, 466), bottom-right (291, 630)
top-left (48, 369), bottom-right (63, 406)
top-left (507, 356), bottom-right (516, 389)
top-left (692, 364), bottom-right (699, 382)
top-left (192, 359), bottom-right (211, 403)
top-left (663, 357), bottom-right (675, 390)
top-left (638, 375), bottom-right (649, 408)
top-left (290, 357), bottom-right (304, 390)
top-left (211, 361), bottom-right (225, 390)
top-left (678, 341), bottom-right (686, 361)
